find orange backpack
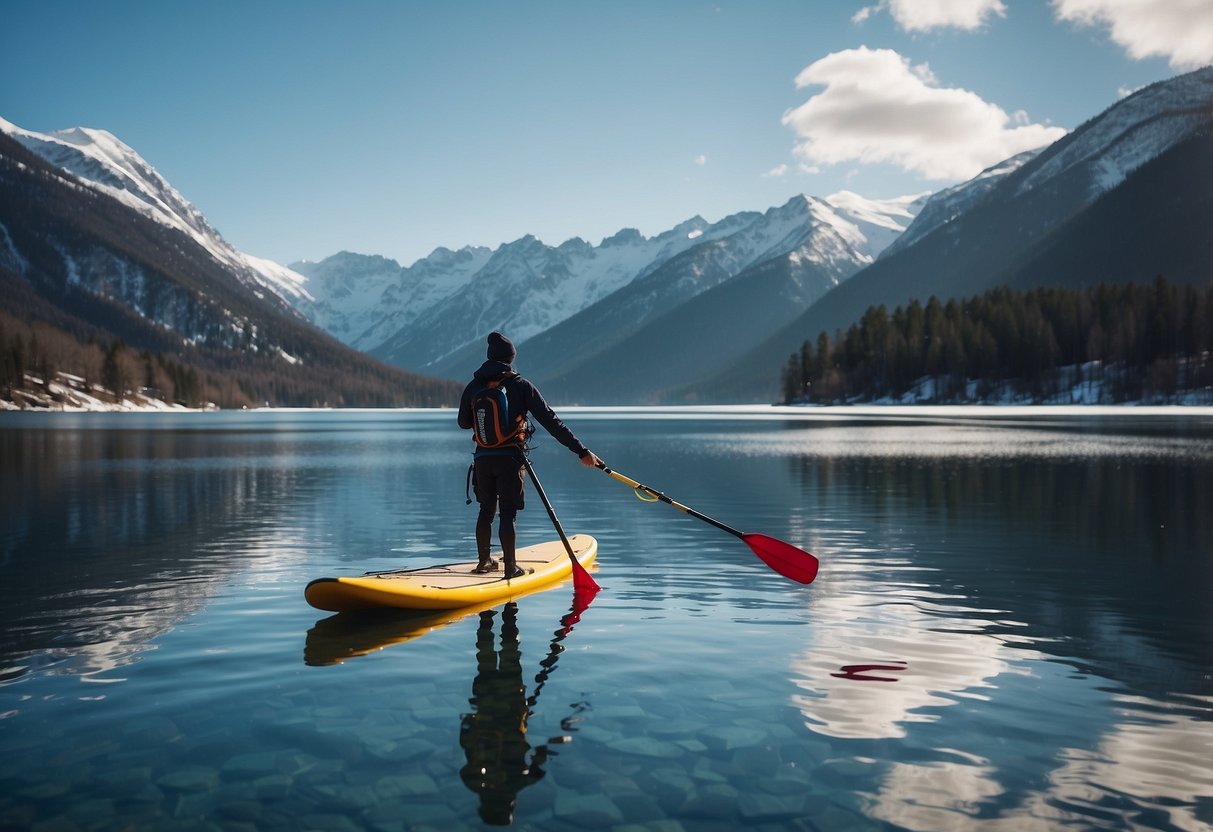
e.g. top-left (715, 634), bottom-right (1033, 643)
top-left (470, 376), bottom-right (526, 448)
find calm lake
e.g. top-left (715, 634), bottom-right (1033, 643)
top-left (1, 406), bottom-right (1211, 831)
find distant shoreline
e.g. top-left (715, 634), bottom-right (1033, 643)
top-left (5, 401), bottom-right (1211, 418)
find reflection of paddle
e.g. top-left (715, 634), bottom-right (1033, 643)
top-left (595, 462), bottom-right (819, 585)
top-left (831, 662), bottom-right (908, 682)
top-left (522, 597), bottom-right (597, 781)
top-left (530, 593), bottom-right (595, 707)
top-left (523, 457), bottom-right (601, 595)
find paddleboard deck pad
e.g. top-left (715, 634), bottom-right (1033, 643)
top-left (305, 534), bottom-right (597, 612)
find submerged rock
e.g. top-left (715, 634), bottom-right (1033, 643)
top-left (221, 751), bottom-right (280, 778)
top-left (606, 736), bottom-right (684, 759)
top-left (699, 725), bottom-right (767, 752)
top-left (156, 766), bottom-right (218, 793)
top-left (553, 792), bottom-right (624, 827)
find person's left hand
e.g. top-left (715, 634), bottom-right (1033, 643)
top-left (580, 451), bottom-right (602, 468)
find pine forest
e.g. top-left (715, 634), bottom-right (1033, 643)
top-left (780, 278), bottom-right (1213, 405)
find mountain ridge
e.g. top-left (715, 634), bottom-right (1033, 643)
top-left (300, 190), bottom-right (925, 380)
top-left (509, 192), bottom-right (925, 402)
top-left (686, 66), bottom-right (1213, 403)
top-left (6, 67), bottom-right (1210, 406)
top-left (0, 128), bottom-right (459, 408)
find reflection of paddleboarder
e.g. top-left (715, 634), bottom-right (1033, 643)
top-left (458, 595), bottom-right (595, 825)
top-left (459, 604), bottom-right (547, 825)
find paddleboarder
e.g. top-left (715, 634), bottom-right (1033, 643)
top-left (458, 332), bottom-right (600, 578)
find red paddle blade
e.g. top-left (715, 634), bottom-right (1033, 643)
top-left (742, 533), bottom-right (819, 584)
top-left (571, 557), bottom-right (601, 594)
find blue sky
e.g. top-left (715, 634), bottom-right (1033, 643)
top-left (3, 1), bottom-right (1209, 267)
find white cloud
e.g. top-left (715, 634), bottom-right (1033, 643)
top-left (853, 0), bottom-right (1007, 32)
top-left (763, 163), bottom-right (789, 177)
top-left (782, 46), bottom-right (1067, 181)
top-left (694, 154), bottom-right (708, 166)
top-left (852, 5), bottom-right (878, 24)
top-left (1054, 0), bottom-right (1213, 70)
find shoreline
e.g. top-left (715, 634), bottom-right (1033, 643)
top-left (4, 401), bottom-right (1212, 418)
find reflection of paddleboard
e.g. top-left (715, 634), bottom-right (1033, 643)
top-left (304, 534), bottom-right (598, 612)
top-left (304, 601), bottom-right (503, 666)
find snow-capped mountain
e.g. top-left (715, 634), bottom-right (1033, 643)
top-left (702, 65), bottom-right (1213, 403)
top-left (1015, 68), bottom-right (1213, 197)
top-left (295, 212), bottom-right (746, 364)
top-left (11, 65), bottom-right (1206, 406)
top-left (880, 149), bottom-right (1043, 259)
top-left (0, 117), bottom-right (310, 310)
top-left (288, 250), bottom-right (470, 351)
top-left (0, 110), bottom-right (919, 402)
top-left (821, 190), bottom-right (928, 261)
top-left (887, 67), bottom-right (1213, 261)
top-left (0, 127), bottom-right (458, 408)
top-left (303, 189), bottom-right (923, 376)
top-left (505, 191), bottom-right (925, 402)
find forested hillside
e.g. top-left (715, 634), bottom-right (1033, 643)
top-left (780, 278), bottom-right (1213, 404)
top-left (699, 69), bottom-right (1213, 405)
top-left (0, 132), bottom-right (460, 409)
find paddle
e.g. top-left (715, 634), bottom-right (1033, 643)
top-left (595, 462), bottom-right (819, 585)
top-left (522, 457), bottom-right (601, 594)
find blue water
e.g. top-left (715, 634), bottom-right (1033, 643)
top-left (1, 407), bottom-right (1211, 830)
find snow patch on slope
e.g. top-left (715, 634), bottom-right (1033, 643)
top-left (0, 116), bottom-right (311, 304)
top-left (1016, 67), bottom-right (1213, 198)
top-left (882, 150), bottom-right (1041, 258)
top-left (822, 191), bottom-right (930, 262)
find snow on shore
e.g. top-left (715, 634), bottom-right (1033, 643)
top-left (1, 374), bottom-right (201, 412)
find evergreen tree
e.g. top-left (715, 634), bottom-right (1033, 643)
top-left (779, 278), bottom-right (1212, 405)
top-left (0, 319), bottom-right (22, 393)
top-left (781, 351), bottom-right (802, 404)
top-left (101, 341), bottom-right (128, 400)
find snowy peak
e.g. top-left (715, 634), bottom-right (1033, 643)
top-left (601, 227), bottom-right (645, 247)
top-left (824, 191), bottom-right (926, 234)
top-left (889, 66), bottom-right (1213, 258)
top-left (882, 149), bottom-right (1043, 258)
top-left (727, 192), bottom-right (926, 269)
top-left (2, 117), bottom-right (203, 236)
top-left (0, 116), bottom-right (310, 305)
top-left (356, 189), bottom-right (926, 374)
top-left (2, 118), bottom-right (196, 229)
top-left (1018, 66), bottom-right (1213, 197)
top-left (820, 191), bottom-right (927, 261)
top-left (1014, 66), bottom-right (1213, 197)
top-left (291, 244), bottom-right (493, 350)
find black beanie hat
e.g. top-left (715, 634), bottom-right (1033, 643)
top-left (487, 331), bottom-right (516, 363)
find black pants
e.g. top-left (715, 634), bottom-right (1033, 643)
top-left (474, 454), bottom-right (525, 569)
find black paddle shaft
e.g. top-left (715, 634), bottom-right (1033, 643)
top-left (522, 457), bottom-right (577, 558)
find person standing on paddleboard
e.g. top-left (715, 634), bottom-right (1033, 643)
top-left (458, 331), bottom-right (601, 579)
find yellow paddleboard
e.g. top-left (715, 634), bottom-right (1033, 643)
top-left (304, 534), bottom-right (597, 612)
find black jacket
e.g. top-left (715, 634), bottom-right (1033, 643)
top-left (458, 360), bottom-right (588, 458)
